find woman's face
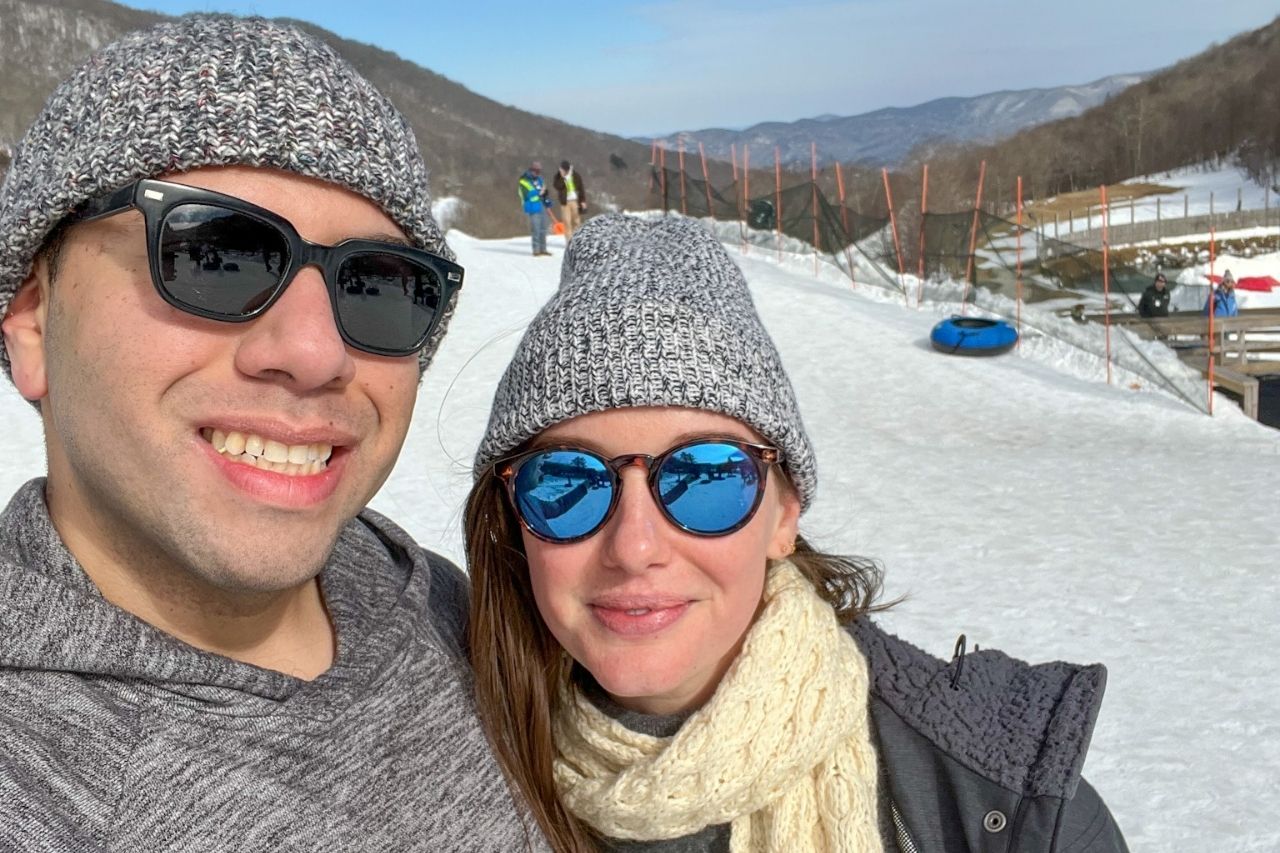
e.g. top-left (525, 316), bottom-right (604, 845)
top-left (519, 407), bottom-right (801, 716)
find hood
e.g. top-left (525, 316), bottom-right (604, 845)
top-left (852, 618), bottom-right (1106, 800)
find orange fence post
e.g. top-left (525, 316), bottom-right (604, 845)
top-left (882, 168), bottom-right (906, 300)
top-left (811, 143), bottom-right (820, 276)
top-left (678, 138), bottom-right (687, 216)
top-left (699, 142), bottom-right (714, 222)
top-left (1015, 175), bottom-right (1024, 345)
top-left (916, 163), bottom-right (928, 306)
top-left (743, 146), bottom-right (750, 255)
top-left (649, 140), bottom-right (657, 195)
top-left (658, 142), bottom-right (667, 214)
top-left (774, 147), bottom-right (782, 263)
top-left (730, 144), bottom-right (743, 248)
top-left (1208, 227), bottom-right (1217, 414)
top-left (835, 163), bottom-right (855, 287)
top-left (1101, 184), bottom-right (1112, 385)
top-left (961, 160), bottom-right (987, 313)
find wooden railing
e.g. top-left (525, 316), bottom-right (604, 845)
top-left (1078, 308), bottom-right (1280, 419)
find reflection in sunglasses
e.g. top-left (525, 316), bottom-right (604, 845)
top-left (505, 441), bottom-right (778, 541)
top-left (71, 179), bottom-right (465, 357)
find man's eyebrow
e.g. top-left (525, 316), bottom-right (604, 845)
top-left (360, 233), bottom-right (414, 247)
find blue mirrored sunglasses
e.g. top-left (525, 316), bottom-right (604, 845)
top-left (496, 439), bottom-right (782, 543)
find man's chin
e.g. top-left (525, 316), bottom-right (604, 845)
top-left (184, 542), bottom-right (337, 596)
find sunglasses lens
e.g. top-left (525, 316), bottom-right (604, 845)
top-left (158, 204), bottom-right (289, 315)
top-left (334, 253), bottom-right (443, 354)
top-left (657, 442), bottom-right (761, 534)
top-left (512, 450), bottom-right (613, 541)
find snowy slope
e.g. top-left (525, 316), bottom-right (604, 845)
top-left (1054, 161), bottom-right (1279, 237)
top-left (0, 226), bottom-right (1276, 850)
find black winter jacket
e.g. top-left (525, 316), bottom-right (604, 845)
top-left (598, 620), bottom-right (1127, 852)
top-left (853, 620), bottom-right (1127, 852)
top-left (1137, 284), bottom-right (1171, 317)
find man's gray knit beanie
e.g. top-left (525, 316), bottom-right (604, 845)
top-left (0, 13), bottom-right (454, 378)
top-left (474, 213), bottom-right (817, 510)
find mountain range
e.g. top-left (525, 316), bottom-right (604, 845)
top-left (644, 73), bottom-right (1148, 168)
top-left (0, 0), bottom-right (1253, 238)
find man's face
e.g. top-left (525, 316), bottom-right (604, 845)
top-left (5, 166), bottom-right (422, 592)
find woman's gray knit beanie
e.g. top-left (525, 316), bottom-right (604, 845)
top-left (0, 13), bottom-right (453, 377)
top-left (474, 214), bottom-right (817, 510)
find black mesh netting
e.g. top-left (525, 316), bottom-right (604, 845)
top-left (648, 165), bottom-right (1212, 413)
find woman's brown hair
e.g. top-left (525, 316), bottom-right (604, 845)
top-left (464, 463), bottom-right (887, 852)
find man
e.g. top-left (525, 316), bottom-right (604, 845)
top-left (518, 161), bottom-right (552, 256)
top-left (553, 159), bottom-right (588, 240)
top-left (0, 15), bottom-right (542, 852)
top-left (1137, 271), bottom-right (1172, 318)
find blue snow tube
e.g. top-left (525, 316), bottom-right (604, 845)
top-left (930, 316), bottom-right (1018, 356)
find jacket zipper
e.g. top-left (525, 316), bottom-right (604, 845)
top-left (890, 800), bottom-right (921, 853)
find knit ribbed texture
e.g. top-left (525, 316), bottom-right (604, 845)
top-left (553, 562), bottom-right (881, 850)
top-left (0, 479), bottom-right (542, 851)
top-left (0, 14), bottom-right (456, 377)
top-left (474, 213), bottom-right (816, 509)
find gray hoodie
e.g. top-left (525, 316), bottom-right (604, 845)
top-left (0, 479), bottom-right (544, 852)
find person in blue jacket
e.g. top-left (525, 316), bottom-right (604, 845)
top-left (1205, 270), bottom-right (1239, 317)
top-left (519, 161), bottom-right (553, 257)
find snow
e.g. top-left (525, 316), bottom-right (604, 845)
top-left (1168, 249), bottom-right (1280, 311)
top-left (431, 195), bottom-right (467, 232)
top-left (1, 222), bottom-right (1277, 850)
top-left (1049, 161), bottom-right (1279, 235)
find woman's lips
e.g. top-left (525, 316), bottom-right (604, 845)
top-left (589, 601), bottom-right (691, 636)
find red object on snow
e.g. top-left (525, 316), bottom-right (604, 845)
top-left (1207, 273), bottom-right (1278, 292)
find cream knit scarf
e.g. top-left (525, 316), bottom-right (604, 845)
top-left (553, 561), bottom-right (882, 852)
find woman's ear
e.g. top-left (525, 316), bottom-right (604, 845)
top-left (2, 260), bottom-right (51, 402)
top-left (765, 483), bottom-right (801, 561)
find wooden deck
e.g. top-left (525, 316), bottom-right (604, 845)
top-left (1079, 308), bottom-right (1280, 419)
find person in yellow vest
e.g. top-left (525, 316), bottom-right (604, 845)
top-left (553, 160), bottom-right (588, 241)
top-left (519, 161), bottom-right (552, 256)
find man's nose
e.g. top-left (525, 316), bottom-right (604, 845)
top-left (232, 265), bottom-right (356, 391)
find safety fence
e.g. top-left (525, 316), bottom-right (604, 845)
top-left (646, 152), bottom-right (1280, 416)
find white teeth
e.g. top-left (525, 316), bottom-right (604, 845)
top-left (201, 428), bottom-right (334, 476)
top-left (626, 609), bottom-right (650, 616)
top-left (224, 431), bottom-right (246, 455)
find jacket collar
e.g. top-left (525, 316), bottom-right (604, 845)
top-left (851, 618), bottom-right (1106, 799)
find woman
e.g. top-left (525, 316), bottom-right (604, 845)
top-left (466, 214), bottom-right (1127, 852)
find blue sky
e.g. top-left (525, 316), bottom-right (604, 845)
top-left (117, 1), bottom-right (1274, 137)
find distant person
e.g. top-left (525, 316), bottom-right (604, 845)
top-left (1205, 270), bottom-right (1239, 317)
top-left (0, 14), bottom-right (537, 851)
top-left (553, 159), bottom-right (588, 240)
top-left (519, 160), bottom-right (553, 256)
top-left (1138, 272), bottom-right (1172, 317)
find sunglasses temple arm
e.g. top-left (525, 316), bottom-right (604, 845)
top-left (69, 183), bottom-right (139, 223)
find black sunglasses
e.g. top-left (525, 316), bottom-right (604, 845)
top-left (69, 179), bottom-right (464, 357)
top-left (496, 438), bottom-right (782, 543)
